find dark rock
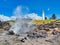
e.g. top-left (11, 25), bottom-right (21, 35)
top-left (45, 40), bottom-right (53, 43)
top-left (27, 32), bottom-right (37, 39)
top-left (15, 34), bottom-right (20, 36)
top-left (44, 28), bottom-right (50, 31)
top-left (0, 21), bottom-right (3, 28)
top-left (8, 31), bottom-right (14, 35)
top-left (20, 37), bottom-right (27, 43)
top-left (24, 37), bottom-right (27, 40)
top-left (20, 39), bottom-right (25, 43)
top-left (52, 30), bottom-right (59, 35)
top-left (39, 32), bottom-right (47, 38)
top-left (0, 21), bottom-right (11, 30)
top-left (27, 31), bottom-right (48, 39)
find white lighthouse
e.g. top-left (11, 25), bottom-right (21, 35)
top-left (42, 11), bottom-right (45, 20)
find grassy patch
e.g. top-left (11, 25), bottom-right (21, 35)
top-left (32, 20), bottom-right (55, 25)
top-left (7, 20), bottom-right (16, 25)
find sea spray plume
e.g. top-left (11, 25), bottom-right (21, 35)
top-left (9, 6), bottom-right (33, 34)
top-left (14, 6), bottom-right (29, 17)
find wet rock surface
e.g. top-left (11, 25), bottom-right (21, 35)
top-left (27, 31), bottom-right (48, 39)
top-left (0, 21), bottom-right (60, 45)
top-left (0, 29), bottom-right (60, 45)
top-left (0, 21), bottom-right (11, 30)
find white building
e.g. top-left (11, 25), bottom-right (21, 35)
top-left (42, 11), bottom-right (45, 20)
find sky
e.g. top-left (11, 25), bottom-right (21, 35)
top-left (0, 0), bottom-right (60, 20)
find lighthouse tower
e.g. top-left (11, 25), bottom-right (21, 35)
top-left (42, 11), bottom-right (45, 20)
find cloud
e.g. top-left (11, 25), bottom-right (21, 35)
top-left (24, 13), bottom-right (42, 20)
top-left (0, 14), bottom-right (11, 21)
top-left (11, 16), bottom-right (16, 20)
top-left (0, 5), bottom-right (42, 21)
top-left (0, 14), bottom-right (16, 21)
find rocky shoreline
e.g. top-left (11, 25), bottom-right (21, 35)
top-left (0, 21), bottom-right (60, 45)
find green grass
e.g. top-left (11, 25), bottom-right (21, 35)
top-left (7, 20), bottom-right (16, 25)
top-left (32, 20), bottom-right (55, 25)
top-left (7, 19), bottom-right (60, 25)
